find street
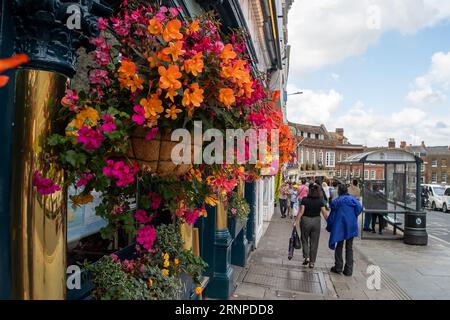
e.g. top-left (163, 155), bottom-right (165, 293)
top-left (425, 209), bottom-right (450, 244)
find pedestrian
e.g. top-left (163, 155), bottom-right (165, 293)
top-left (278, 182), bottom-right (289, 218)
top-left (293, 184), bottom-right (329, 269)
top-left (288, 183), bottom-right (298, 219)
top-left (326, 184), bottom-right (363, 276)
top-left (328, 180), bottom-right (338, 202)
top-left (297, 179), bottom-right (309, 203)
top-left (322, 180), bottom-right (331, 204)
top-left (348, 179), bottom-right (361, 201)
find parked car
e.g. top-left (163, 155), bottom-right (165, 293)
top-left (443, 187), bottom-right (450, 213)
top-left (422, 184), bottom-right (447, 211)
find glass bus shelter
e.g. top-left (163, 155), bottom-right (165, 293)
top-left (340, 149), bottom-right (427, 245)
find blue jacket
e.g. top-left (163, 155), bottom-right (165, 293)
top-left (326, 194), bottom-right (363, 250)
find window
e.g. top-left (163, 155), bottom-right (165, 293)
top-left (364, 170), bottom-right (369, 180)
top-left (432, 159), bottom-right (438, 167)
top-left (445, 188), bottom-right (450, 196)
top-left (319, 134), bottom-right (324, 140)
top-left (442, 174), bottom-right (447, 184)
top-left (421, 164), bottom-right (425, 172)
top-left (315, 134), bottom-right (319, 139)
top-left (325, 151), bottom-right (335, 167)
top-left (342, 169), bottom-right (347, 178)
top-left (312, 151), bottom-right (316, 164)
top-left (355, 169), bottom-right (360, 178)
top-left (300, 149), bottom-right (304, 165)
top-left (421, 176), bottom-right (425, 184)
top-left (371, 170), bottom-right (376, 180)
top-left (319, 151), bottom-right (324, 165)
top-left (335, 170), bottom-right (341, 177)
top-left (306, 150), bottom-right (310, 164)
top-left (442, 159), bottom-right (447, 167)
top-left (432, 172), bottom-right (437, 183)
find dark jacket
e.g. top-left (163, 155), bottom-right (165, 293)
top-left (326, 194), bottom-right (363, 250)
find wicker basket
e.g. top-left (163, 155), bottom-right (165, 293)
top-left (128, 127), bottom-right (196, 176)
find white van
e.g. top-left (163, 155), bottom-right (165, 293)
top-left (443, 187), bottom-right (450, 213)
top-left (422, 184), bottom-right (447, 211)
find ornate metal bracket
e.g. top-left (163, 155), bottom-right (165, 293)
top-left (12, 0), bottom-right (112, 77)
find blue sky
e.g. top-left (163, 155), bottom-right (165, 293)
top-left (286, 0), bottom-right (450, 147)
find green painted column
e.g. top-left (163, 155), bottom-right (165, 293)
top-left (203, 197), bottom-right (234, 299)
top-left (245, 181), bottom-right (256, 248)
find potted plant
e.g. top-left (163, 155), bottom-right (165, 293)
top-left (227, 191), bottom-right (250, 238)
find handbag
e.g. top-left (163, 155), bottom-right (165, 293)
top-left (288, 226), bottom-right (302, 260)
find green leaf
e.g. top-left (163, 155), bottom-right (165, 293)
top-left (62, 150), bottom-right (87, 168)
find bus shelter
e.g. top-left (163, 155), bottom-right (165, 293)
top-left (340, 149), bottom-right (427, 245)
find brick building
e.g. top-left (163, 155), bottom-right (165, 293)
top-left (404, 142), bottom-right (450, 185)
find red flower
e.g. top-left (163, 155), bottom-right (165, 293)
top-left (77, 126), bottom-right (104, 151)
top-left (32, 171), bottom-right (61, 195)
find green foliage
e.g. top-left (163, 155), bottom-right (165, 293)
top-left (228, 191), bottom-right (250, 223)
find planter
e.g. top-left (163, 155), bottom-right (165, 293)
top-left (227, 216), bottom-right (245, 239)
top-left (128, 127), bottom-right (196, 176)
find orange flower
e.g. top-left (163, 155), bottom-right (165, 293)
top-left (67, 107), bottom-right (100, 131)
top-left (218, 88), bottom-right (235, 107)
top-left (148, 279), bottom-right (153, 287)
top-left (140, 94), bottom-right (164, 118)
top-left (162, 268), bottom-right (169, 276)
top-left (162, 19), bottom-right (183, 42)
top-left (162, 41), bottom-right (186, 62)
top-left (174, 258), bottom-right (180, 265)
top-left (0, 54), bottom-right (29, 88)
top-left (118, 60), bottom-right (136, 78)
top-left (221, 60), bottom-right (250, 87)
top-left (158, 65), bottom-right (182, 91)
top-left (165, 88), bottom-right (178, 102)
top-left (148, 18), bottom-right (163, 35)
top-left (183, 52), bottom-right (203, 76)
top-left (119, 75), bottom-right (144, 93)
top-left (195, 287), bottom-right (203, 295)
top-left (220, 44), bottom-right (237, 60)
top-left (165, 105), bottom-right (182, 120)
top-left (182, 83), bottom-right (204, 108)
top-left (187, 20), bottom-right (200, 34)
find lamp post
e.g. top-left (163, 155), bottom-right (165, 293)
top-left (287, 91), bottom-right (303, 96)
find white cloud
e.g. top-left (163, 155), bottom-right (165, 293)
top-left (288, 0), bottom-right (450, 75)
top-left (286, 88), bottom-right (449, 146)
top-left (286, 85), bottom-right (343, 124)
top-left (406, 51), bottom-right (450, 105)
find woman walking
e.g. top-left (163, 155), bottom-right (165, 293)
top-left (293, 184), bottom-right (329, 268)
top-left (326, 184), bottom-right (363, 276)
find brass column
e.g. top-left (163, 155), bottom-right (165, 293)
top-left (10, 70), bottom-right (68, 299)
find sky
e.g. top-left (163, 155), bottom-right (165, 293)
top-left (285, 0), bottom-right (450, 147)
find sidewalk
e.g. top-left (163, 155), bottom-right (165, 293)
top-left (230, 208), bottom-right (411, 300)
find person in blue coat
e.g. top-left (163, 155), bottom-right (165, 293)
top-left (326, 184), bottom-right (363, 276)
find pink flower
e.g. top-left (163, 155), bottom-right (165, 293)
top-left (76, 173), bottom-right (94, 187)
top-left (102, 160), bottom-right (139, 187)
top-left (97, 17), bottom-right (108, 30)
top-left (135, 209), bottom-right (154, 224)
top-left (184, 209), bottom-right (200, 225)
top-left (131, 105), bottom-right (146, 125)
top-left (89, 69), bottom-right (110, 86)
top-left (169, 7), bottom-right (179, 17)
top-left (145, 127), bottom-right (158, 140)
top-left (159, 6), bottom-right (168, 13)
top-left (231, 208), bottom-right (237, 216)
top-left (32, 171), bottom-right (61, 195)
top-left (136, 225), bottom-right (156, 250)
top-left (148, 192), bottom-right (162, 210)
top-left (77, 126), bottom-right (104, 151)
top-left (100, 114), bottom-right (117, 133)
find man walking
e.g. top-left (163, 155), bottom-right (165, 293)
top-left (278, 182), bottom-right (289, 218)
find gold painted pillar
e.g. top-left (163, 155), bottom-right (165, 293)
top-left (10, 70), bottom-right (68, 300)
top-left (180, 222), bottom-right (193, 250)
top-left (216, 194), bottom-right (228, 230)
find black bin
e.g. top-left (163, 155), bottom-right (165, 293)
top-left (403, 211), bottom-right (428, 245)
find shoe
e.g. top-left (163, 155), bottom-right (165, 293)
top-left (363, 228), bottom-right (372, 232)
top-left (343, 270), bottom-right (352, 276)
top-left (371, 230), bottom-right (376, 234)
top-left (330, 266), bottom-right (342, 274)
top-left (281, 215), bottom-right (286, 218)
top-left (302, 258), bottom-right (310, 266)
top-left (379, 231), bottom-right (383, 235)
top-left (309, 262), bottom-right (315, 269)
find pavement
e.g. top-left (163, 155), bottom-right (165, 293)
top-left (230, 208), bottom-right (411, 300)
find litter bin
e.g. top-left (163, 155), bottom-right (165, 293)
top-left (403, 210), bottom-right (428, 245)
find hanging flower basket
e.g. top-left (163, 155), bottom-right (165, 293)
top-left (128, 127), bottom-right (194, 176)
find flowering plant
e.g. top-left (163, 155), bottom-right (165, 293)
top-left (227, 191), bottom-right (250, 223)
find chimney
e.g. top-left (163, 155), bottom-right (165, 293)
top-left (400, 141), bottom-right (406, 149)
top-left (388, 138), bottom-right (395, 149)
top-left (335, 128), bottom-right (344, 144)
